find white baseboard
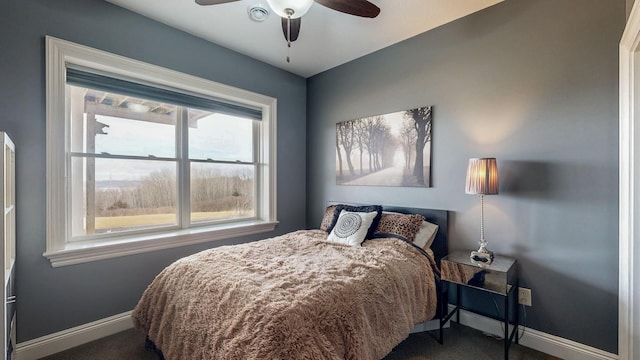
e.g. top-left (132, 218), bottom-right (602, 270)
top-left (12, 308), bottom-right (618, 360)
top-left (14, 311), bottom-right (134, 360)
top-left (454, 307), bottom-right (618, 360)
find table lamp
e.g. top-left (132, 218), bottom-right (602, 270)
top-left (465, 158), bottom-right (499, 264)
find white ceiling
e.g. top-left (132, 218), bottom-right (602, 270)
top-left (106, 0), bottom-right (503, 78)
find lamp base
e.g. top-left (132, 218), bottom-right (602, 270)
top-left (470, 250), bottom-right (494, 265)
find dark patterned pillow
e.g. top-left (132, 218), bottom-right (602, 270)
top-left (320, 205), bottom-right (338, 232)
top-left (327, 204), bottom-right (383, 239)
top-left (372, 213), bottom-right (425, 242)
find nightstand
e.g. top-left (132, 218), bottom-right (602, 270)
top-left (440, 251), bottom-right (518, 360)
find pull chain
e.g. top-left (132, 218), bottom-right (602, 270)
top-left (287, 15), bottom-right (291, 63)
top-left (285, 8), bottom-right (293, 63)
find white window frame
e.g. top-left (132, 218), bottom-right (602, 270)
top-left (44, 36), bottom-right (277, 267)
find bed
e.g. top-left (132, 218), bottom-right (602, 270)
top-left (132, 205), bottom-right (448, 360)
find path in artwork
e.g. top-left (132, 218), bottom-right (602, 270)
top-left (342, 166), bottom-right (404, 186)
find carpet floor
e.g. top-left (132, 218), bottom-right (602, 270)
top-left (41, 322), bottom-right (560, 360)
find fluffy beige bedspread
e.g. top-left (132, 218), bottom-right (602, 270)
top-left (132, 230), bottom-right (438, 360)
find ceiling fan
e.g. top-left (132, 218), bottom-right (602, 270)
top-left (195, 0), bottom-right (380, 62)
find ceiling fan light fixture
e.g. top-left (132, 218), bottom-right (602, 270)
top-left (265, 0), bottom-right (313, 18)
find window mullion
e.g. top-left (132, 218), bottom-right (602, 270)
top-left (189, 158), bottom-right (255, 165)
top-left (178, 107), bottom-right (190, 229)
top-left (69, 152), bottom-right (178, 162)
top-left (253, 120), bottom-right (260, 219)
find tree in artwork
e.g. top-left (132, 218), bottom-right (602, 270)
top-left (404, 106), bottom-right (432, 186)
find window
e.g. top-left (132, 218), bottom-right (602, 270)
top-left (45, 37), bottom-right (277, 267)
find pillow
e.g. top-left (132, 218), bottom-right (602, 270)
top-left (413, 220), bottom-right (439, 249)
top-left (326, 204), bottom-right (382, 238)
top-left (327, 210), bottom-right (379, 247)
top-left (319, 205), bottom-right (339, 232)
top-left (371, 213), bottom-right (424, 242)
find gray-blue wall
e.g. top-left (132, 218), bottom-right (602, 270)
top-left (0, 0), bottom-right (306, 342)
top-left (0, 0), bottom-right (626, 354)
top-left (307, 0), bottom-right (623, 353)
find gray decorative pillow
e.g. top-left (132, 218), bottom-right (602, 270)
top-left (327, 210), bottom-right (378, 247)
top-left (413, 221), bottom-right (440, 249)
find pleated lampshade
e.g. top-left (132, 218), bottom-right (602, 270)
top-left (465, 158), bottom-right (499, 195)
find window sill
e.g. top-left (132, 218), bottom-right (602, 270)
top-left (43, 220), bottom-right (279, 267)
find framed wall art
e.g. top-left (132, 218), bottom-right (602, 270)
top-left (336, 106), bottom-right (432, 187)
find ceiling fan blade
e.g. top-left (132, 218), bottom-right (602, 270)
top-left (195, 0), bottom-right (240, 5)
top-left (281, 17), bottom-right (301, 42)
top-left (314, 0), bottom-right (380, 18)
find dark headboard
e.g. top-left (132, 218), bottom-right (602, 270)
top-left (326, 202), bottom-right (449, 264)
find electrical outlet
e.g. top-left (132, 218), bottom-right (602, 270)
top-left (518, 287), bottom-right (532, 306)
